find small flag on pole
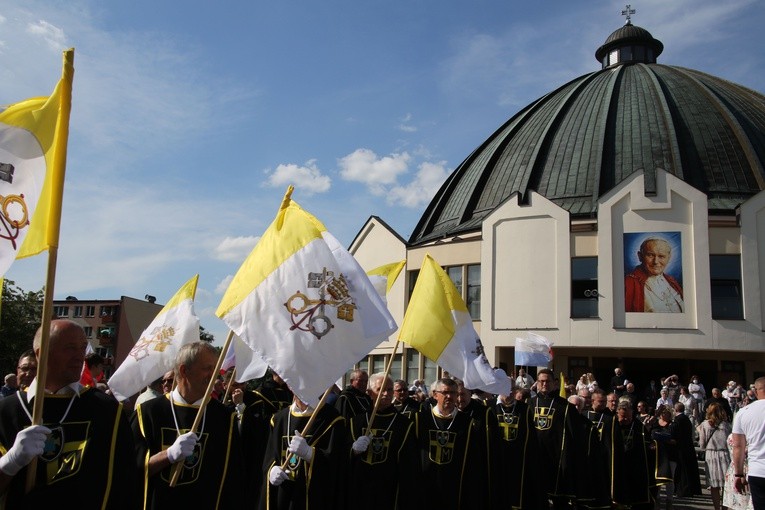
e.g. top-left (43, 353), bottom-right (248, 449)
top-left (514, 332), bottom-right (554, 367)
top-left (366, 260), bottom-right (406, 300)
top-left (398, 253), bottom-right (510, 395)
top-left (108, 275), bottom-right (201, 401)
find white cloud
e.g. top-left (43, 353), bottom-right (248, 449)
top-left (213, 236), bottom-right (259, 262)
top-left (338, 148), bottom-right (410, 194)
top-left (215, 275), bottom-right (234, 295)
top-left (398, 112), bottom-right (417, 133)
top-left (264, 160), bottom-right (331, 195)
top-left (387, 161), bottom-right (448, 208)
top-left (26, 20), bottom-right (68, 51)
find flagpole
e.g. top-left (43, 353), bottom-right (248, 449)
top-left (222, 368), bottom-right (237, 404)
top-left (279, 385), bottom-right (334, 470)
top-left (169, 330), bottom-right (234, 487)
top-left (25, 48), bottom-right (74, 495)
top-left (366, 340), bottom-right (400, 433)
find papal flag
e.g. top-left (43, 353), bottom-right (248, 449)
top-left (399, 253), bottom-right (511, 395)
top-left (367, 260), bottom-right (405, 300)
top-left (108, 275), bottom-right (201, 401)
top-left (0, 49), bottom-right (74, 277)
top-left (216, 186), bottom-right (397, 407)
top-left (514, 332), bottom-right (554, 367)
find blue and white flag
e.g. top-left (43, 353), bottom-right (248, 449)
top-left (514, 332), bottom-right (553, 367)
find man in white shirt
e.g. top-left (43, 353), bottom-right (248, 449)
top-left (732, 377), bottom-right (765, 509)
top-left (515, 368), bottom-right (534, 389)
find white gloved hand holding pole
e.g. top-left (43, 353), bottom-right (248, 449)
top-left (288, 430), bottom-right (313, 462)
top-left (166, 431), bottom-right (198, 464)
top-left (351, 435), bottom-right (371, 454)
top-left (269, 465), bottom-right (289, 486)
top-left (0, 425), bottom-right (51, 476)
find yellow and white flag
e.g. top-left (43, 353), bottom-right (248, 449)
top-left (0, 49), bottom-right (74, 277)
top-left (399, 254), bottom-right (510, 395)
top-left (108, 275), bottom-right (201, 401)
top-left (216, 186), bottom-right (397, 407)
top-left (367, 260), bottom-right (405, 300)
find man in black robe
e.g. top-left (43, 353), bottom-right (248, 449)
top-left (393, 379), bottom-right (422, 418)
top-left (495, 391), bottom-right (544, 509)
top-left (347, 373), bottom-right (419, 510)
top-left (413, 377), bottom-right (487, 509)
top-left (132, 341), bottom-right (243, 509)
top-left (671, 402), bottom-right (702, 498)
top-left (262, 395), bottom-right (347, 509)
top-left (335, 369), bottom-right (372, 420)
top-left (531, 368), bottom-right (585, 509)
top-left (613, 401), bottom-right (653, 509)
top-left (0, 320), bottom-right (137, 509)
top-left (582, 389), bottom-right (623, 509)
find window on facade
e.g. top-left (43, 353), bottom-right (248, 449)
top-left (72, 306), bottom-right (82, 318)
top-left (100, 306), bottom-right (114, 317)
top-left (85, 305), bottom-right (95, 317)
top-left (83, 326), bottom-right (93, 338)
top-left (447, 266), bottom-right (463, 295)
top-left (571, 257), bottom-right (598, 318)
top-left (389, 353), bottom-right (402, 381)
top-left (407, 270), bottom-right (420, 302)
top-left (568, 356), bottom-right (588, 384)
top-left (405, 348), bottom-right (419, 386)
top-left (467, 264), bottom-right (481, 320)
top-left (423, 357), bottom-right (438, 388)
top-left (53, 306), bottom-right (69, 317)
top-left (371, 355), bottom-right (385, 375)
top-left (710, 255), bottom-right (743, 319)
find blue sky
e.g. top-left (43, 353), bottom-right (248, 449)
top-left (2, 0), bottom-right (763, 345)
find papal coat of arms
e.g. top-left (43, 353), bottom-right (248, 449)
top-left (285, 267), bottom-right (356, 339)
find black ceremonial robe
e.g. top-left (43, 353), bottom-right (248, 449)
top-left (132, 394), bottom-right (242, 510)
top-left (613, 418), bottom-right (653, 508)
top-left (0, 387), bottom-right (137, 510)
top-left (260, 404), bottom-right (347, 510)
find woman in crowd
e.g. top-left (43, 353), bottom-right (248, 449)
top-left (698, 402), bottom-right (733, 510)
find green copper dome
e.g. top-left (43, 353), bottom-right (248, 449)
top-left (409, 24), bottom-right (765, 245)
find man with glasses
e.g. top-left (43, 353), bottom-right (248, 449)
top-left (413, 377), bottom-right (487, 508)
top-left (531, 368), bottom-right (585, 509)
top-left (15, 350), bottom-right (37, 389)
top-left (160, 371), bottom-right (174, 394)
top-left (392, 379), bottom-right (421, 418)
top-left (732, 377), bottom-right (765, 509)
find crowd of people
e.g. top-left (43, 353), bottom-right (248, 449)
top-left (0, 319), bottom-right (764, 510)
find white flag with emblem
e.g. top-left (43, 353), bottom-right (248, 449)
top-left (108, 275), bottom-right (201, 401)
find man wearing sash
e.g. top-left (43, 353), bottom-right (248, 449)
top-left (413, 377), bottom-right (487, 508)
top-left (132, 341), bottom-right (242, 509)
top-left (0, 320), bottom-right (136, 508)
top-left (393, 379), bottom-right (422, 419)
top-left (347, 373), bottom-right (419, 509)
top-left (613, 401), bottom-right (653, 509)
top-left (531, 368), bottom-right (585, 509)
top-left (582, 389), bottom-right (624, 509)
top-left (261, 394), bottom-right (347, 509)
top-left (335, 369), bottom-right (372, 420)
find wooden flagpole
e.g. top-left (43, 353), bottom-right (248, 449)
top-left (222, 368), bottom-right (237, 404)
top-left (279, 385), bottom-right (334, 470)
top-left (169, 330), bottom-right (234, 487)
top-left (365, 340), bottom-right (400, 433)
top-left (25, 48), bottom-right (75, 494)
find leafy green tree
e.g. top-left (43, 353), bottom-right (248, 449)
top-left (0, 280), bottom-right (43, 375)
top-left (199, 325), bottom-right (215, 343)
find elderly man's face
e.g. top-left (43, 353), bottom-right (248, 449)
top-left (368, 378), bottom-right (393, 410)
top-left (16, 356), bottom-right (37, 387)
top-left (607, 394), bottom-right (617, 410)
top-left (592, 393), bottom-right (606, 412)
top-left (434, 383), bottom-right (457, 414)
top-left (638, 240), bottom-right (671, 276)
top-left (351, 372), bottom-right (368, 392)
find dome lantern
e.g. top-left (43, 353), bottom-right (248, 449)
top-left (595, 5), bottom-right (664, 68)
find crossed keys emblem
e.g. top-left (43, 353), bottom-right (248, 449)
top-left (0, 162), bottom-right (30, 250)
top-left (285, 268), bottom-right (356, 339)
top-left (129, 326), bottom-right (175, 361)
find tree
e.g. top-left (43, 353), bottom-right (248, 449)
top-left (199, 325), bottom-right (215, 343)
top-left (0, 280), bottom-right (43, 375)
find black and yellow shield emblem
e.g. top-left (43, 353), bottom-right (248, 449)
top-left (428, 430), bottom-right (456, 465)
top-left (160, 428), bottom-right (208, 485)
top-left (499, 413), bottom-right (519, 441)
top-left (534, 406), bottom-right (556, 431)
top-left (361, 428), bottom-right (391, 465)
top-left (42, 421), bottom-right (89, 485)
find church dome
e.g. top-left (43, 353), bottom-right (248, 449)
top-left (409, 23), bottom-right (765, 246)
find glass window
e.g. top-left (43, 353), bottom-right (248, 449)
top-left (423, 356), bottom-right (438, 389)
top-left (83, 326), bottom-right (93, 338)
top-left (710, 255), bottom-right (743, 319)
top-left (390, 353), bottom-right (402, 380)
top-left (467, 264), bottom-right (481, 320)
top-left (571, 257), bottom-right (598, 318)
top-left (447, 266), bottom-right (463, 296)
top-left (100, 306), bottom-right (113, 317)
top-left (72, 306), bottom-right (82, 318)
top-left (609, 50), bottom-right (619, 65)
top-left (407, 270), bottom-right (420, 302)
top-left (85, 305), bottom-right (96, 317)
top-left (405, 348), bottom-right (419, 386)
top-left (53, 306), bottom-right (69, 317)
top-left (371, 355), bottom-right (385, 375)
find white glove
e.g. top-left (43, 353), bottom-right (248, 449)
top-left (166, 431), bottom-right (198, 464)
top-left (0, 425), bottom-right (51, 476)
top-left (352, 435), bottom-right (371, 454)
top-left (288, 430), bottom-right (313, 462)
top-left (269, 465), bottom-right (289, 486)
